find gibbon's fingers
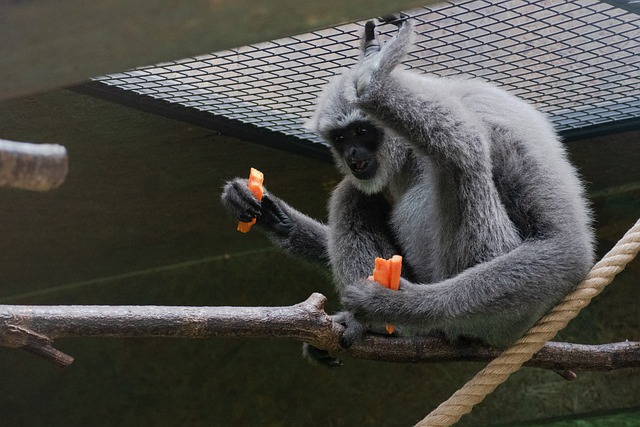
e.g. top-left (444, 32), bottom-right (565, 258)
top-left (361, 20), bottom-right (380, 59)
top-left (220, 179), bottom-right (262, 222)
top-left (355, 20), bottom-right (414, 97)
top-left (302, 343), bottom-right (343, 368)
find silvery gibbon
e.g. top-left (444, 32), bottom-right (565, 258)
top-left (221, 19), bottom-right (593, 365)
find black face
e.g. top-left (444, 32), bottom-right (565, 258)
top-left (329, 121), bottom-right (381, 180)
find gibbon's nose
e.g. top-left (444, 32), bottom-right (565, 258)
top-left (350, 158), bottom-right (371, 173)
top-left (348, 147), bottom-right (369, 170)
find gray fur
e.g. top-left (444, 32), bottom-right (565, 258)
top-left (221, 20), bottom-right (594, 351)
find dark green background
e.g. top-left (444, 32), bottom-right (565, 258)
top-left (0, 90), bottom-right (638, 426)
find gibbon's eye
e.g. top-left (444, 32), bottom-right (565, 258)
top-left (356, 125), bottom-right (368, 136)
top-left (333, 133), bottom-right (345, 145)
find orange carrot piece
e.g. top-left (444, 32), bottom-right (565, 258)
top-left (247, 169), bottom-right (264, 199)
top-left (371, 255), bottom-right (403, 334)
top-left (237, 168), bottom-right (264, 233)
top-left (236, 218), bottom-right (256, 233)
top-left (389, 255), bottom-right (402, 291)
top-left (373, 257), bottom-right (391, 287)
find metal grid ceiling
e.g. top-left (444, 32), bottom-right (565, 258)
top-left (91, 0), bottom-right (640, 154)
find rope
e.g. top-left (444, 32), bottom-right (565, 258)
top-left (416, 217), bottom-right (640, 427)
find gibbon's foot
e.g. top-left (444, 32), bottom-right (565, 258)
top-left (302, 343), bottom-right (343, 368)
top-left (333, 311), bottom-right (368, 348)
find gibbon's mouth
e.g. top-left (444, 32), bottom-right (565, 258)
top-left (350, 158), bottom-right (377, 180)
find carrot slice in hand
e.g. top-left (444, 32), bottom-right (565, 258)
top-left (373, 257), bottom-right (391, 286)
top-left (388, 255), bottom-right (402, 291)
top-left (370, 255), bottom-right (403, 334)
top-left (237, 168), bottom-right (264, 233)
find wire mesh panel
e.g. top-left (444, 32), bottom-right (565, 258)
top-left (92, 0), bottom-right (640, 152)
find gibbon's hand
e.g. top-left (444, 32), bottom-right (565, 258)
top-left (341, 277), bottom-right (416, 323)
top-left (355, 19), bottom-right (414, 98)
top-left (341, 277), bottom-right (390, 319)
top-left (221, 178), bottom-right (294, 237)
top-left (221, 178), bottom-right (261, 222)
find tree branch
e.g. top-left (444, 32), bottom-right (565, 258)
top-left (1, 293), bottom-right (638, 373)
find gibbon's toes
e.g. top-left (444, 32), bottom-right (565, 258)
top-left (333, 311), bottom-right (367, 348)
top-left (364, 20), bottom-right (376, 44)
top-left (340, 323), bottom-right (367, 348)
top-left (302, 343), bottom-right (343, 368)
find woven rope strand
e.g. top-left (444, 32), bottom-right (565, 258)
top-left (416, 218), bottom-right (640, 427)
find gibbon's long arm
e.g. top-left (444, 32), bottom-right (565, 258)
top-left (327, 180), bottom-right (402, 295)
top-left (341, 236), bottom-right (593, 347)
top-left (221, 178), bottom-right (330, 265)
